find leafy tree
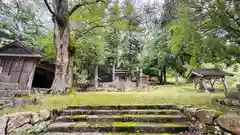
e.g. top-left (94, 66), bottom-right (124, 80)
top-left (0, 0), bottom-right (45, 45)
top-left (43, 0), bottom-right (108, 92)
top-left (166, 0), bottom-right (240, 67)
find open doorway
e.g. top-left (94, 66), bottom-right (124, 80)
top-left (32, 66), bottom-right (54, 88)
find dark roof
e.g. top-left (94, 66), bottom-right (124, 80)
top-left (115, 69), bottom-right (128, 74)
top-left (187, 68), bottom-right (234, 79)
top-left (0, 40), bottom-right (41, 58)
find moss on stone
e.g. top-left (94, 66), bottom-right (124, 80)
top-left (70, 122), bottom-right (89, 127)
top-left (71, 115), bottom-right (88, 119)
top-left (112, 122), bottom-right (137, 127)
top-left (159, 123), bottom-right (187, 128)
top-left (107, 133), bottom-right (172, 135)
top-left (21, 95), bottom-right (32, 99)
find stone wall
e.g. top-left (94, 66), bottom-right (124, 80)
top-left (0, 109), bottom-right (57, 135)
top-left (0, 82), bottom-right (19, 91)
top-left (0, 74), bottom-right (10, 83)
top-left (182, 106), bottom-right (240, 135)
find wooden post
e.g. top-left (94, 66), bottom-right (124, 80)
top-left (112, 60), bottom-right (116, 82)
top-left (94, 65), bottom-right (98, 90)
top-left (174, 72), bottom-right (179, 86)
top-left (139, 69), bottom-right (143, 89)
top-left (222, 77), bottom-right (228, 96)
top-left (116, 76), bottom-right (120, 90)
top-left (202, 79), bottom-right (209, 92)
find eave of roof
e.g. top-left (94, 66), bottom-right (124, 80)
top-left (0, 53), bottom-right (42, 58)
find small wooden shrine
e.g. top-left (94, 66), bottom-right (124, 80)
top-left (187, 68), bottom-right (234, 93)
top-left (114, 69), bottom-right (130, 90)
top-left (0, 41), bottom-right (41, 90)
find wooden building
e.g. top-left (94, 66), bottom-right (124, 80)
top-left (187, 68), bottom-right (234, 93)
top-left (0, 41), bottom-right (41, 90)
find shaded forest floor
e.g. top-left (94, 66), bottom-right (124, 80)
top-left (1, 85), bottom-right (239, 115)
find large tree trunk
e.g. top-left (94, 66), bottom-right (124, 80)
top-left (51, 0), bottom-right (70, 93)
top-left (94, 65), bottom-right (99, 90)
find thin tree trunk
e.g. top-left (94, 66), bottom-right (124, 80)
top-left (163, 67), bottom-right (167, 84)
top-left (51, 0), bottom-right (70, 93)
top-left (94, 65), bottom-right (99, 90)
top-left (158, 69), bottom-right (163, 85)
top-left (174, 71), bottom-right (179, 86)
top-left (139, 68), bottom-right (143, 88)
top-left (112, 60), bottom-right (116, 82)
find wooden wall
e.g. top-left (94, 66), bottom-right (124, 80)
top-left (0, 57), bottom-right (37, 89)
top-left (0, 46), bottom-right (30, 54)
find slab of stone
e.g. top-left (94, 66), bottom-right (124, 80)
top-left (10, 123), bottom-right (32, 135)
top-left (0, 82), bottom-right (19, 90)
top-left (197, 123), bottom-right (216, 134)
top-left (226, 92), bottom-right (240, 100)
top-left (42, 133), bottom-right (106, 135)
top-left (62, 109), bottom-right (181, 116)
top-left (0, 117), bottom-right (8, 135)
top-left (6, 112), bottom-right (32, 133)
top-left (56, 115), bottom-right (188, 123)
top-left (39, 109), bottom-right (51, 121)
top-left (65, 104), bottom-right (177, 110)
top-left (216, 114), bottom-right (240, 135)
top-left (196, 109), bottom-right (223, 124)
top-left (183, 108), bottom-right (199, 121)
top-left (47, 122), bottom-right (189, 133)
top-left (0, 74), bottom-right (10, 82)
top-left (31, 112), bottom-right (40, 124)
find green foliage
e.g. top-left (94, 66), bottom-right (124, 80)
top-left (16, 122), bottom-right (49, 135)
top-left (39, 32), bottom-right (55, 62)
top-left (166, 0), bottom-right (240, 67)
top-left (0, 0), bottom-right (45, 45)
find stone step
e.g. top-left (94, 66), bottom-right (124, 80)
top-left (47, 122), bottom-right (189, 133)
top-left (62, 109), bottom-right (181, 116)
top-left (42, 133), bottom-right (176, 135)
top-left (65, 105), bottom-right (179, 110)
top-left (55, 115), bottom-right (188, 123)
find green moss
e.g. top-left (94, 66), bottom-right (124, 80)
top-left (214, 110), bottom-right (224, 117)
top-left (107, 133), bottom-right (172, 135)
top-left (120, 115), bottom-right (175, 118)
top-left (21, 95), bottom-right (32, 99)
top-left (112, 122), bottom-right (137, 127)
top-left (199, 109), bottom-right (224, 117)
top-left (71, 115), bottom-right (88, 119)
top-left (71, 122), bottom-right (89, 127)
top-left (159, 123), bottom-right (187, 128)
top-left (67, 87), bottom-right (77, 95)
top-left (71, 122), bottom-right (111, 127)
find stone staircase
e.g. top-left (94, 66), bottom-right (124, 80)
top-left (44, 105), bottom-right (193, 135)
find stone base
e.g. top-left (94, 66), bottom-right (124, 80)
top-left (0, 90), bottom-right (30, 97)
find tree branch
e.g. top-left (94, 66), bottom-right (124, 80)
top-left (68, 0), bottom-right (105, 17)
top-left (73, 25), bottom-right (106, 43)
top-left (44, 0), bottom-right (56, 16)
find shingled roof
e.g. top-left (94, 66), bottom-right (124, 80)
top-left (187, 68), bottom-right (234, 79)
top-left (0, 41), bottom-right (41, 58)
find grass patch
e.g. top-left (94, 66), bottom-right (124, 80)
top-left (1, 85), bottom-right (235, 115)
